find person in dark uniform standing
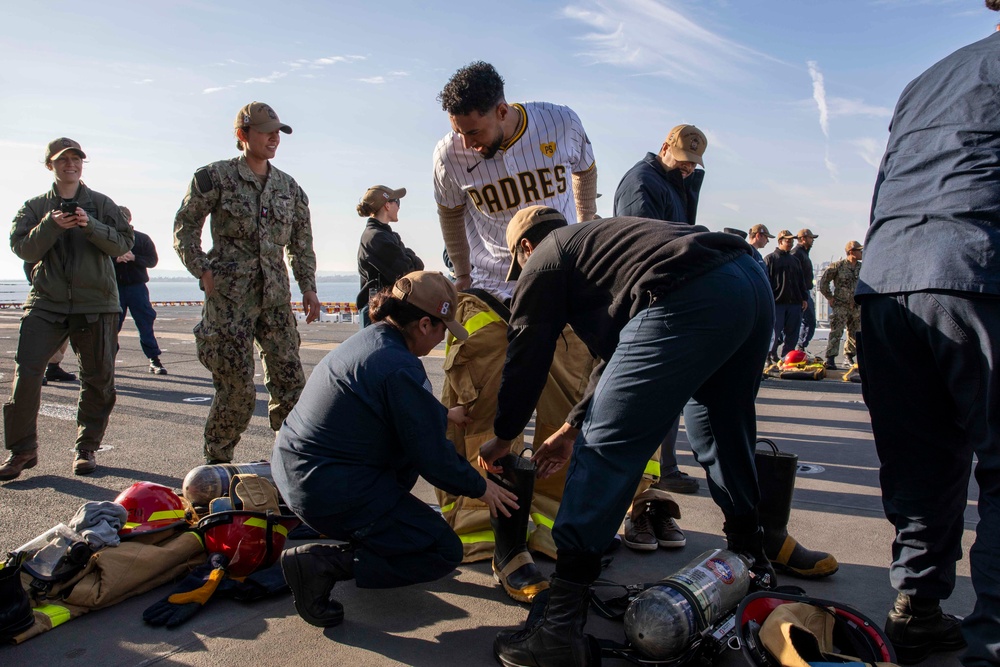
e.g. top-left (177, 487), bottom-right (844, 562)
top-left (355, 185), bottom-right (423, 328)
top-left (273, 271), bottom-right (517, 628)
top-left (115, 206), bottom-right (166, 374)
top-left (857, 15), bottom-right (1000, 664)
top-left (764, 230), bottom-right (808, 363)
top-left (481, 206), bottom-right (776, 666)
top-left (792, 228), bottom-right (818, 352)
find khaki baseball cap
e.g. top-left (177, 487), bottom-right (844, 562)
top-left (361, 185), bottom-right (406, 213)
top-left (505, 205), bottom-right (567, 281)
top-left (234, 102), bottom-right (292, 134)
top-left (845, 240), bottom-right (863, 252)
top-left (797, 228), bottom-right (819, 239)
top-left (749, 224), bottom-right (774, 238)
top-left (392, 271), bottom-right (467, 340)
top-left (46, 137), bottom-right (86, 162)
top-left (777, 229), bottom-right (795, 240)
top-left (664, 124), bottom-right (707, 167)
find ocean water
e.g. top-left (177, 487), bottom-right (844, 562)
top-left (0, 280), bottom-right (361, 305)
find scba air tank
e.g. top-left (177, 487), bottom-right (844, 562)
top-left (181, 461), bottom-right (274, 507)
top-left (624, 549), bottom-right (750, 661)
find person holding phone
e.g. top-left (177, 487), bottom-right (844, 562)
top-left (1, 138), bottom-right (133, 481)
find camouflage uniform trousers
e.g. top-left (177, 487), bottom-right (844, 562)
top-left (194, 289), bottom-right (304, 462)
top-left (825, 305), bottom-right (861, 360)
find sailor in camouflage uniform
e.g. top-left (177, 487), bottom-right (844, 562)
top-left (819, 240), bottom-right (863, 369)
top-left (173, 102), bottom-right (320, 463)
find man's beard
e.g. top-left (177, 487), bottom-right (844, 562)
top-left (480, 130), bottom-right (505, 160)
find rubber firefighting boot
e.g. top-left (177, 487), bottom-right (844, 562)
top-left (489, 454), bottom-right (549, 603)
top-left (0, 554), bottom-right (34, 641)
top-left (493, 577), bottom-right (598, 667)
top-left (280, 543), bottom-right (354, 627)
top-left (724, 510), bottom-right (777, 592)
top-left (885, 592), bottom-right (966, 664)
top-left (756, 440), bottom-right (839, 578)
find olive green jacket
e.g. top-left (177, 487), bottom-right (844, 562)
top-left (11, 182), bottom-right (133, 314)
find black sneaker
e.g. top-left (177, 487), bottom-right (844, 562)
top-left (650, 506), bottom-right (686, 548)
top-left (623, 502), bottom-right (658, 552)
top-left (655, 470), bottom-right (699, 494)
top-left (885, 593), bottom-right (966, 664)
top-left (44, 364), bottom-right (76, 382)
top-left (149, 358), bottom-right (168, 375)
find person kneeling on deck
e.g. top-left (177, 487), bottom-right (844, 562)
top-left (480, 207), bottom-right (778, 666)
top-left (271, 271), bottom-right (518, 628)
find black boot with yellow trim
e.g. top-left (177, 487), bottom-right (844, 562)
top-left (489, 454), bottom-right (549, 603)
top-left (756, 439), bottom-right (839, 578)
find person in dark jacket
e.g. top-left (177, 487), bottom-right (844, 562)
top-left (764, 229), bottom-right (808, 362)
top-left (115, 206), bottom-right (166, 375)
top-left (356, 185), bottom-right (423, 328)
top-left (1, 138), bottom-right (133, 481)
top-left (273, 271), bottom-right (517, 629)
top-left (612, 124), bottom-right (709, 548)
top-left (481, 206), bottom-right (776, 667)
top-left (791, 228), bottom-right (819, 352)
top-left (856, 22), bottom-right (1000, 666)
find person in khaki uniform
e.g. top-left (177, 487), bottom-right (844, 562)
top-left (819, 240), bottom-right (863, 369)
top-left (173, 102), bottom-right (320, 464)
top-left (1, 138), bottom-right (133, 481)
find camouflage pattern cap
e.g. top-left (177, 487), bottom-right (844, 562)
top-left (234, 102), bottom-right (292, 134)
top-left (46, 137), bottom-right (86, 162)
top-left (664, 124), bottom-right (707, 167)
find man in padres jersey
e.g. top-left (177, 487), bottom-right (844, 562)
top-left (432, 62), bottom-right (663, 605)
top-left (433, 60), bottom-right (597, 298)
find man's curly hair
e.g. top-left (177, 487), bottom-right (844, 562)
top-left (989, 0), bottom-right (1000, 10)
top-left (438, 61), bottom-right (506, 116)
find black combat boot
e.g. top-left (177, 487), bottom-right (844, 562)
top-left (756, 440), bottom-right (839, 578)
top-left (280, 543), bottom-right (354, 627)
top-left (493, 577), bottom-right (598, 667)
top-left (724, 511), bottom-right (777, 591)
top-left (825, 356), bottom-right (838, 370)
top-left (489, 455), bottom-right (549, 602)
top-left (885, 592), bottom-right (966, 664)
top-left (0, 554), bottom-right (34, 641)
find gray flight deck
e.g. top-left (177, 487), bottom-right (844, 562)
top-left (0, 306), bottom-right (976, 665)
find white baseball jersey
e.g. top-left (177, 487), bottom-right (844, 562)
top-left (433, 101), bottom-right (595, 300)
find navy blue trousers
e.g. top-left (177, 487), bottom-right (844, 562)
top-left (797, 292), bottom-right (816, 349)
top-left (771, 303), bottom-right (802, 359)
top-left (859, 292), bottom-right (1000, 667)
top-left (301, 492), bottom-right (463, 590)
top-left (553, 255), bottom-right (773, 558)
top-left (118, 283), bottom-right (161, 359)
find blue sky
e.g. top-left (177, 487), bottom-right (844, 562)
top-left (1, 0), bottom-right (994, 282)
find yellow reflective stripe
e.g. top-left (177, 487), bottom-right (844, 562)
top-left (147, 509), bottom-right (187, 523)
top-left (457, 530), bottom-right (495, 545)
top-left (531, 512), bottom-right (554, 530)
top-left (123, 522), bottom-right (140, 529)
top-left (36, 604), bottom-right (71, 628)
top-left (464, 310), bottom-right (502, 336)
top-left (243, 517), bottom-right (289, 537)
top-left (645, 460), bottom-right (661, 477)
top-left (440, 501), bottom-right (456, 514)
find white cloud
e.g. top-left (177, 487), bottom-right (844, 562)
top-left (807, 61), bottom-right (829, 138)
top-left (721, 202), bottom-right (741, 212)
top-left (388, 71), bottom-right (410, 77)
top-left (358, 76), bottom-right (386, 85)
top-left (203, 85), bottom-right (236, 94)
top-left (561, 0), bottom-right (782, 83)
top-left (850, 137), bottom-right (887, 168)
top-left (827, 97), bottom-right (892, 118)
top-left (242, 71), bottom-right (288, 84)
top-left (204, 54), bottom-right (366, 93)
top-left (133, 79), bottom-right (153, 85)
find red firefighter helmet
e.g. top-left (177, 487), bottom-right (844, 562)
top-left (782, 350), bottom-right (807, 366)
top-left (735, 590), bottom-right (895, 666)
top-left (115, 482), bottom-right (191, 536)
top-left (197, 511), bottom-right (300, 577)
